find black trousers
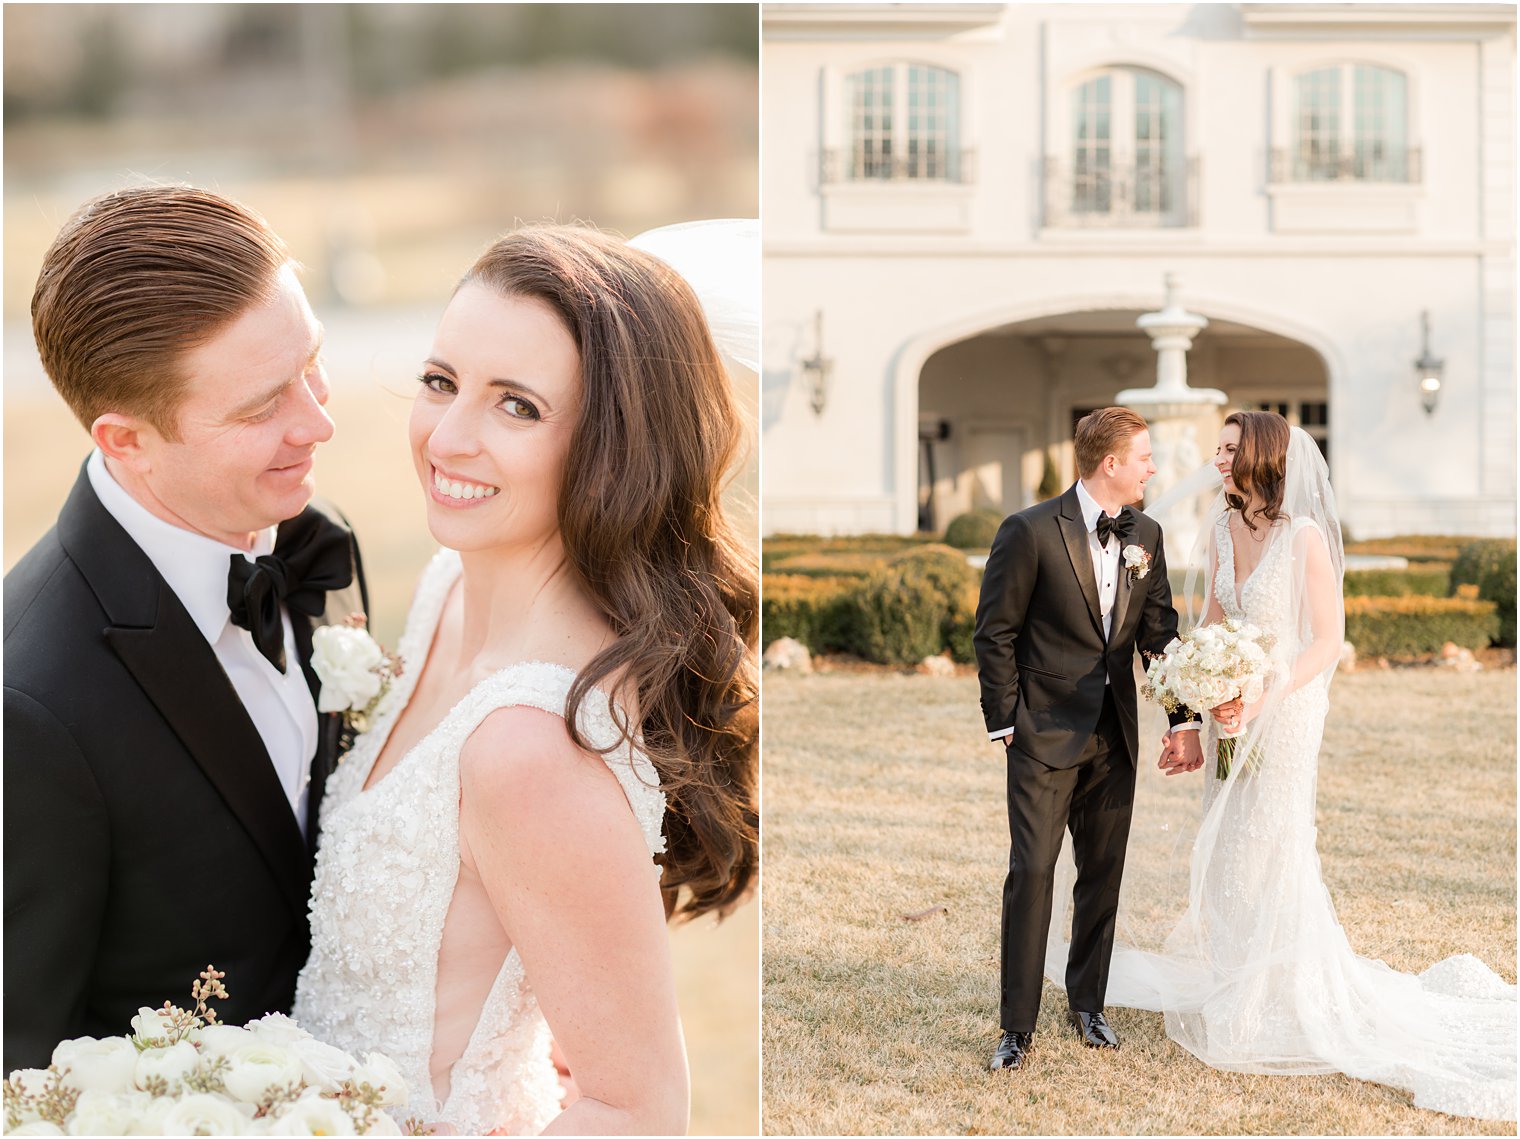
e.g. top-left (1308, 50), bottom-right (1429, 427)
top-left (999, 687), bottom-right (1135, 1032)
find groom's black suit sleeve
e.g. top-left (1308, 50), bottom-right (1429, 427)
top-left (974, 512), bottom-right (1037, 736)
top-left (2, 690), bottom-right (110, 1069)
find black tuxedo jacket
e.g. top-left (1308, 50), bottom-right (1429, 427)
top-left (974, 484), bottom-right (1192, 769)
top-left (3, 464), bottom-right (367, 1072)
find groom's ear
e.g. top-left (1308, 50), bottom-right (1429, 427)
top-left (92, 413), bottom-right (159, 473)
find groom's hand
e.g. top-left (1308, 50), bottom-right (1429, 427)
top-left (1169, 728), bottom-right (1204, 775)
top-left (1158, 729), bottom-right (1203, 775)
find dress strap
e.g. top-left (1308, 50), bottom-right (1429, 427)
top-left (455, 662), bottom-right (667, 860)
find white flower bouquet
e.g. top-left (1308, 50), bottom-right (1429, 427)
top-left (1142, 618), bottom-right (1277, 779)
top-left (3, 968), bottom-right (418, 1136)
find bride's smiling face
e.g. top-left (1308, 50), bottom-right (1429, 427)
top-left (1214, 422), bottom-right (1241, 492)
top-left (409, 284), bottom-right (582, 555)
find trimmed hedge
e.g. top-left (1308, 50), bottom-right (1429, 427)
top-left (761, 574), bottom-right (859, 651)
top-left (764, 551), bottom-right (884, 579)
top-left (762, 533), bottom-right (940, 570)
top-left (1343, 595), bottom-right (1499, 657)
top-left (1342, 568), bottom-right (1449, 598)
top-left (944, 509), bottom-right (1004, 551)
top-left (1346, 535), bottom-right (1478, 564)
top-left (1480, 557), bottom-right (1517, 647)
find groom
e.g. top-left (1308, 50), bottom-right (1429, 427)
top-left (974, 407), bottom-right (1201, 1071)
top-left (4, 186), bottom-right (367, 1071)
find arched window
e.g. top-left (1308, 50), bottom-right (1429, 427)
top-left (846, 63), bottom-right (962, 181)
top-left (1063, 67), bottom-right (1185, 225)
top-left (1292, 64), bottom-right (1411, 181)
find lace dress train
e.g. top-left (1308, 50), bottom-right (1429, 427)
top-left (1052, 514), bottom-right (1515, 1122)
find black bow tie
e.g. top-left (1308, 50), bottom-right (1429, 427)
top-left (227, 510), bottom-right (354, 673)
top-left (1095, 510), bottom-right (1134, 548)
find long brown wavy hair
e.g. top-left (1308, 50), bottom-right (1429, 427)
top-left (1223, 410), bottom-right (1290, 533)
top-left (462, 225), bottom-right (758, 923)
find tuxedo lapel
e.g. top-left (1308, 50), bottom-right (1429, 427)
top-left (289, 503), bottom-right (368, 856)
top-left (57, 468), bottom-right (312, 919)
top-left (1056, 486), bottom-right (1104, 639)
top-left (289, 611), bottom-right (336, 859)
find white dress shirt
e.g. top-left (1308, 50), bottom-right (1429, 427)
top-left (88, 450), bottom-right (319, 834)
top-left (989, 481), bottom-right (1197, 741)
top-left (1075, 480), bottom-right (1122, 643)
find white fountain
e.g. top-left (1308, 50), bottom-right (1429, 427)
top-left (1118, 273), bottom-right (1227, 557)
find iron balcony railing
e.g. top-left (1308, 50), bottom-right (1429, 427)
top-left (1042, 156), bottom-right (1199, 228)
top-left (820, 146), bottom-right (977, 185)
top-left (1268, 146), bottom-right (1422, 184)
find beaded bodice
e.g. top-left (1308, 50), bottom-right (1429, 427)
top-left (293, 549), bottom-right (666, 1135)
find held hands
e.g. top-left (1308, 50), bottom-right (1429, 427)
top-left (1157, 728), bottom-right (1204, 776)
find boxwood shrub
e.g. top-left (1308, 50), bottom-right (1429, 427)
top-left (847, 545), bottom-right (981, 665)
top-left (944, 509), bottom-right (1004, 551)
top-left (1448, 539), bottom-right (1517, 647)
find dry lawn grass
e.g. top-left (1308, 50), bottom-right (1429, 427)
top-left (761, 668), bottom-right (1516, 1135)
top-left (4, 393), bottom-right (759, 1134)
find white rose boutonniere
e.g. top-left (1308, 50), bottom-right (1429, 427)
top-left (1122, 543), bottom-right (1151, 582)
top-left (311, 615), bottom-right (402, 735)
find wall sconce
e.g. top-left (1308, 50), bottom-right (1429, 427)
top-left (1414, 309), bottom-right (1444, 416)
top-left (800, 310), bottom-right (833, 416)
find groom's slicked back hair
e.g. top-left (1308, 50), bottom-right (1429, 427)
top-left (31, 184), bottom-right (290, 441)
top-left (1075, 406), bottom-right (1149, 477)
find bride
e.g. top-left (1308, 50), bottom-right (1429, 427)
top-left (1050, 411), bottom-right (1515, 1122)
top-left (294, 223), bottom-right (759, 1134)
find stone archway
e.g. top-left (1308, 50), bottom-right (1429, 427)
top-left (906, 305), bottom-right (1336, 533)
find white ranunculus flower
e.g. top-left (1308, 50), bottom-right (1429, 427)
top-left (133, 1040), bottom-right (200, 1092)
top-left (288, 1036), bottom-right (357, 1092)
top-left (130, 1006), bottom-right (176, 1046)
top-left (10, 1067), bottom-right (55, 1097)
top-left (8, 1122), bottom-right (66, 1135)
top-left (312, 625), bottom-right (385, 714)
top-left (6, 1067), bottom-right (51, 1123)
top-left (264, 1092), bottom-right (357, 1135)
top-left (54, 1035), bottom-right (139, 1095)
top-left (196, 1024), bottom-right (255, 1061)
top-left (1237, 640), bottom-right (1265, 663)
top-left (350, 1052), bottom-right (408, 1108)
top-left (221, 1041), bottom-right (306, 1106)
top-left (155, 1092), bottom-right (249, 1135)
top-left (65, 1089), bottom-right (143, 1135)
top-left (244, 1014), bottom-right (312, 1046)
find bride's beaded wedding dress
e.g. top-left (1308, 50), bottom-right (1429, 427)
top-left (293, 550), bottom-right (666, 1134)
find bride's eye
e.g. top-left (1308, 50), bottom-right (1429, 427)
top-left (419, 371), bottom-right (456, 395)
top-left (500, 394), bottom-right (541, 421)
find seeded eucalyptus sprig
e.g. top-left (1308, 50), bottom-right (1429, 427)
top-left (135, 964), bottom-right (230, 1049)
top-left (4, 1068), bottom-right (80, 1130)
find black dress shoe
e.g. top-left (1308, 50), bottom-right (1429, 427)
top-left (989, 1030), bottom-right (1034, 1070)
top-left (1069, 1009), bottom-right (1119, 1049)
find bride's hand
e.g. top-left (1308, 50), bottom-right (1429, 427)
top-left (1209, 697), bottom-right (1244, 729)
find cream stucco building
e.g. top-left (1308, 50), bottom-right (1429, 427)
top-left (761, 2), bottom-right (1516, 539)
